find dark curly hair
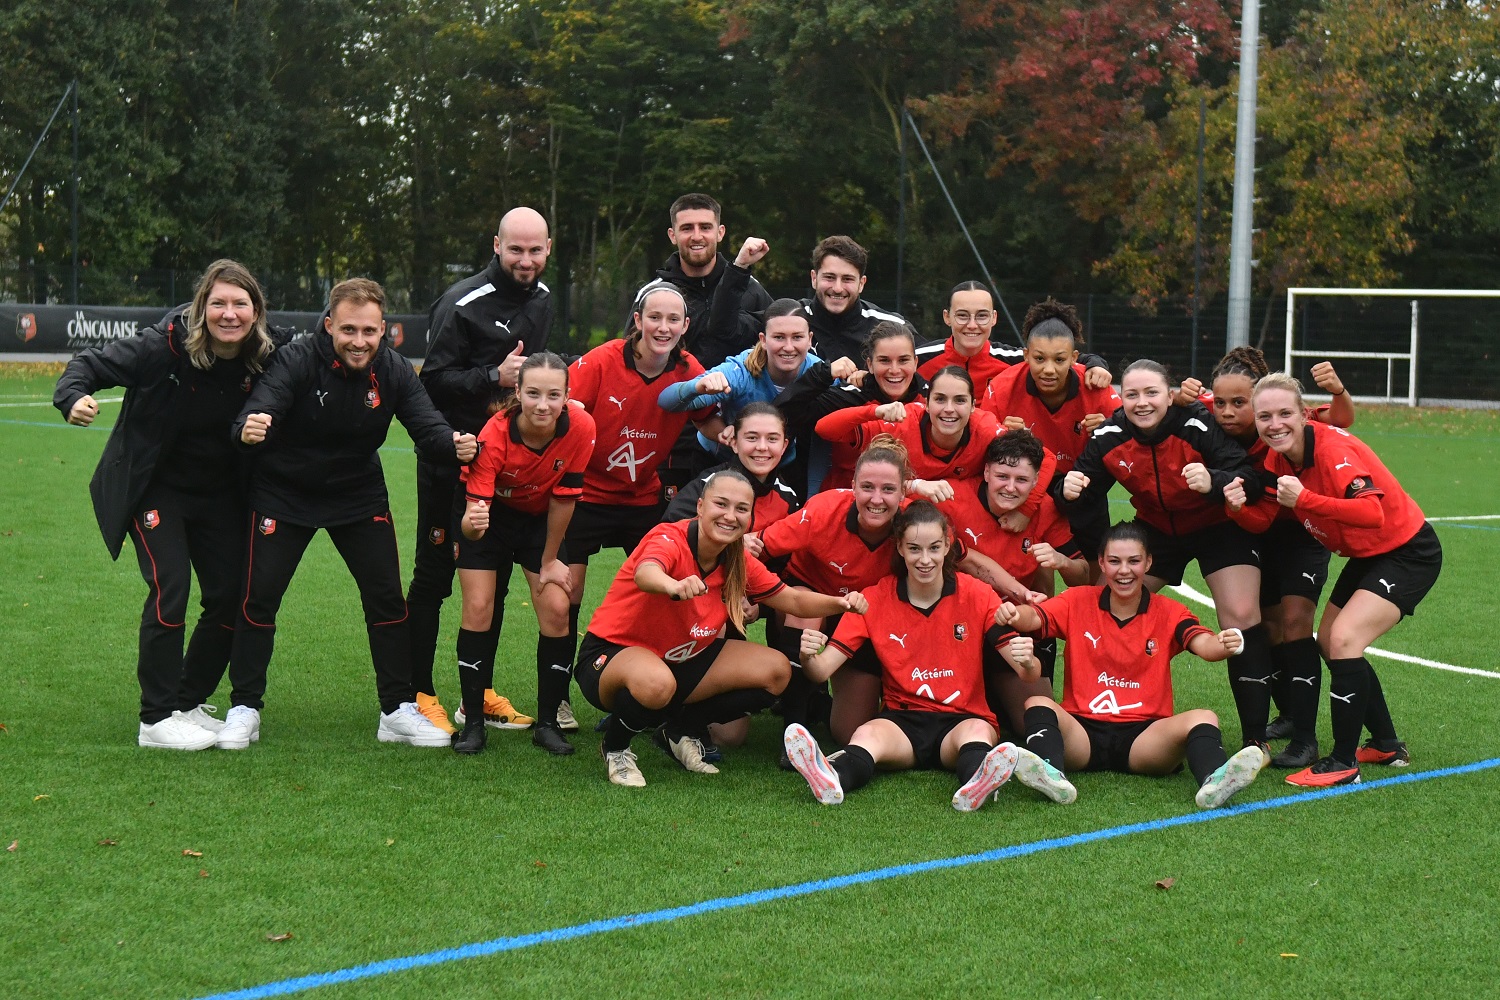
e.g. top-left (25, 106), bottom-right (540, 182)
top-left (1022, 297), bottom-right (1084, 347)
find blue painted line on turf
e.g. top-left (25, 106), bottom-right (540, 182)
top-left (189, 756), bottom-right (1500, 1000)
top-left (1431, 522), bottom-right (1500, 533)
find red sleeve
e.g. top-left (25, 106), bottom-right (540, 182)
top-left (829, 611), bottom-right (870, 656)
top-left (1171, 606), bottom-right (1213, 656)
top-left (814, 402), bottom-right (881, 446)
top-left (1295, 489), bottom-right (1384, 529)
top-left (1033, 592), bottom-right (1071, 639)
top-left (1016, 442), bottom-right (1058, 520)
top-left (745, 554), bottom-right (787, 603)
top-left (635, 529), bottom-right (686, 574)
top-left (551, 409), bottom-right (594, 502)
top-left (464, 418), bottom-right (506, 500)
top-left (759, 504), bottom-right (813, 558)
top-left (1226, 497), bottom-right (1280, 533)
top-left (569, 355), bottom-right (601, 408)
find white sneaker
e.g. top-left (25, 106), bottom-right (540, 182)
top-left (173, 704), bottom-right (225, 733)
top-left (555, 700), bottom-right (580, 732)
top-left (604, 747), bottom-right (646, 787)
top-left (653, 727), bottom-right (719, 774)
top-left (139, 716), bottom-right (217, 751)
top-left (952, 742), bottom-right (1019, 812)
top-left (1013, 747), bottom-right (1077, 804)
top-left (1196, 744), bottom-right (1267, 809)
top-left (378, 702), bottom-right (451, 747)
top-left (216, 706), bottom-right (261, 749)
top-left (783, 723), bottom-right (843, 805)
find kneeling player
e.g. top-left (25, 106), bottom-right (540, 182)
top-left (999, 522), bottom-right (1267, 809)
top-left (785, 502), bottom-right (1036, 812)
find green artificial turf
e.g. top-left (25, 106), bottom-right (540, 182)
top-left (2, 370), bottom-right (1497, 999)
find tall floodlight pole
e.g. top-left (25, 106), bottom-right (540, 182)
top-left (1226, 0), bottom-right (1260, 349)
top-left (71, 79), bottom-right (80, 304)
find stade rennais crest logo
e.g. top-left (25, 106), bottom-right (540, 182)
top-left (142, 510), bottom-right (160, 529)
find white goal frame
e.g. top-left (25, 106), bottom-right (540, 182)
top-left (1284, 287), bottom-right (1500, 407)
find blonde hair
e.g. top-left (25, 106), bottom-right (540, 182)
top-left (858, 433), bottom-right (912, 482)
top-left (744, 341), bottom-right (768, 378)
top-left (699, 469), bottom-right (754, 634)
top-left (1251, 372), bottom-right (1305, 408)
top-left (184, 259), bottom-right (274, 373)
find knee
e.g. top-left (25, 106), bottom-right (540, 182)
top-left (1279, 605), bottom-right (1315, 641)
top-left (631, 674), bottom-right (676, 710)
top-left (1215, 600), bottom-right (1260, 630)
top-left (1024, 694), bottom-right (1058, 711)
top-left (1325, 652), bottom-right (1365, 677)
top-left (461, 598), bottom-right (494, 631)
top-left (764, 653), bottom-right (792, 694)
top-left (1184, 708), bottom-right (1219, 729)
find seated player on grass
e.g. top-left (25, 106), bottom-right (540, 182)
top-left (998, 522), bottom-right (1268, 809)
top-left (784, 501), bottom-right (1042, 812)
top-left (574, 469), bottom-right (866, 787)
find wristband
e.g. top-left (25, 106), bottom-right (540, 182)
top-left (1223, 627), bottom-right (1244, 650)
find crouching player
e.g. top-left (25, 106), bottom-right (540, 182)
top-left (784, 501), bottom-right (1039, 812)
top-left (999, 522), bottom-right (1267, 809)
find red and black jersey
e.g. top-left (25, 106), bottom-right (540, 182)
top-left (981, 363), bottom-right (1121, 473)
top-left (915, 337), bottom-right (1020, 397)
top-left (1055, 401), bottom-right (1256, 536)
top-left (1235, 422), bottom-right (1426, 558)
top-left (462, 401), bottom-right (595, 516)
top-left (814, 401), bottom-right (1000, 482)
top-left (568, 339), bottom-right (714, 507)
top-left (758, 489), bottom-right (901, 595)
top-left (1033, 586), bottom-right (1211, 723)
top-left (586, 519), bottom-right (786, 662)
top-left (661, 458), bottom-right (801, 531)
top-left (938, 479), bottom-right (1079, 582)
top-left (830, 574), bottom-right (1004, 726)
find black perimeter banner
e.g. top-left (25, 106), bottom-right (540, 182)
top-left (0, 304), bottom-right (429, 359)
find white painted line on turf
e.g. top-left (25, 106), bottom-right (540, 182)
top-left (1168, 583), bottom-right (1500, 680)
top-left (0, 395), bottom-right (121, 408)
top-left (1427, 515), bottom-right (1500, 522)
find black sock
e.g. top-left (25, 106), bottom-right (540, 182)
top-left (1034, 637), bottom-right (1058, 683)
top-left (567, 604), bottom-right (581, 652)
top-left (831, 744), bottom-right (875, 792)
top-left (455, 627), bottom-right (494, 724)
top-left (1268, 641), bottom-right (1293, 719)
top-left (777, 668), bottom-right (814, 728)
top-left (1225, 623), bottom-right (1273, 744)
top-left (1281, 637), bottom-right (1322, 744)
top-left (604, 688), bottom-right (667, 752)
top-left (535, 634), bottom-right (575, 726)
top-left (1362, 664), bottom-right (1399, 743)
top-left (955, 741), bottom-right (992, 786)
top-left (1185, 722), bottom-right (1228, 785)
top-left (1326, 656), bottom-right (1371, 764)
top-left (1022, 705), bottom-right (1066, 771)
top-left (673, 688), bottom-right (775, 738)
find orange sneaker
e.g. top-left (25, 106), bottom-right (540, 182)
top-left (1355, 739), bottom-right (1410, 766)
top-left (1285, 755), bottom-right (1360, 788)
top-left (414, 693), bottom-right (456, 735)
top-left (454, 690), bottom-right (535, 730)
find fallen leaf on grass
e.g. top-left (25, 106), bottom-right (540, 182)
top-left (33, 794), bottom-right (49, 802)
top-left (1155, 878), bottom-right (1176, 890)
top-left (6, 840), bottom-right (17, 852)
top-left (266, 932), bottom-right (293, 943)
top-left (98, 839), bottom-right (118, 847)
top-left (199, 870), bottom-right (209, 878)
top-left (1280, 953), bottom-right (1298, 959)
top-left (384, 838), bottom-right (395, 847)
top-left (533, 860), bottom-right (547, 868)
top-left (182, 849), bottom-right (202, 858)
top-left (0, 722), bottom-right (9, 733)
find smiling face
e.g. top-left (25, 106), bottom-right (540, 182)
top-left (761, 314), bottom-right (812, 380)
top-left (669, 208), bottom-right (724, 271)
top-left (811, 254), bottom-right (866, 315)
top-left (325, 299), bottom-right (384, 371)
top-left (1212, 372), bottom-right (1257, 442)
top-left (898, 519), bottom-right (950, 589)
top-left (944, 288), bottom-right (996, 356)
top-left (516, 366), bottom-right (568, 435)
top-left (983, 457), bottom-right (1038, 514)
top-left (494, 213), bottom-right (551, 287)
top-left (1254, 386), bottom-right (1307, 460)
top-left (205, 280), bottom-right (257, 356)
top-left (925, 373), bottom-right (974, 443)
top-left (1025, 334), bottom-right (1079, 400)
top-left (868, 334), bottom-right (917, 399)
top-left (1099, 538), bottom-right (1151, 600)
top-left (732, 413), bottom-right (787, 478)
top-left (633, 289), bottom-right (688, 363)
top-left (697, 476), bottom-right (755, 546)
top-left (1121, 367), bottom-right (1171, 432)
top-left (852, 459), bottom-right (903, 532)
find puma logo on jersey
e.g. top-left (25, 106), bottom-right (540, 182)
top-left (963, 528), bottom-right (983, 545)
top-left (888, 633), bottom-right (908, 649)
top-left (372, 513), bottom-right (390, 524)
top-left (1379, 578), bottom-right (1396, 593)
top-left (1330, 691), bottom-right (1356, 704)
top-left (1334, 457), bottom-right (1353, 471)
top-left (1083, 631), bottom-right (1102, 649)
top-left (1302, 572), bottom-right (1318, 584)
top-left (607, 395), bottom-right (627, 409)
top-left (315, 390), bottom-right (329, 406)
top-left (1116, 459), bottom-right (1134, 474)
top-left (828, 560), bottom-right (851, 574)
top-left (494, 319), bottom-right (512, 333)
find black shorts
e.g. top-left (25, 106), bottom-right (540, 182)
top-left (1138, 519), bottom-right (1261, 586)
top-left (798, 602), bottom-right (881, 677)
top-left (1258, 519), bottom-right (1332, 607)
top-left (564, 501), bottom-right (661, 562)
top-left (878, 709), bottom-right (985, 770)
top-left (573, 631), bottom-right (728, 712)
top-left (1076, 715), bottom-right (1155, 773)
top-left (1327, 522), bottom-right (1442, 618)
top-left (452, 500), bottom-right (557, 574)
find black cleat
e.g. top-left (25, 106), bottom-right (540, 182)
top-left (531, 722), bottom-right (575, 756)
top-left (1265, 715), bottom-right (1295, 741)
top-left (451, 719), bottom-right (487, 755)
top-left (1271, 739), bottom-right (1319, 769)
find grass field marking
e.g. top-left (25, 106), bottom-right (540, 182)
top-left (0, 394), bottom-right (121, 408)
top-left (1427, 515), bottom-right (1500, 522)
top-left (189, 757), bottom-right (1500, 1000)
top-left (1168, 583), bottom-right (1500, 681)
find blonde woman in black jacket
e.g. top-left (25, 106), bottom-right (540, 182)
top-left (53, 259), bottom-right (281, 750)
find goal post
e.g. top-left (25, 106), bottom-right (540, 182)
top-left (1284, 287), bottom-right (1500, 407)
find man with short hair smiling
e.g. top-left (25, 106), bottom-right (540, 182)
top-left (655, 192), bottom-right (772, 368)
top-left (801, 235), bottom-right (918, 366)
top-left (223, 278), bottom-right (477, 750)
